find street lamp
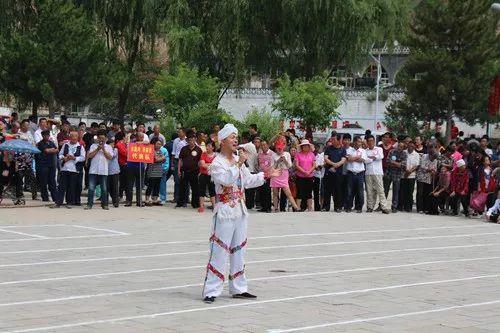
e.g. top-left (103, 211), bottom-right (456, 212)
top-left (370, 52), bottom-right (382, 131)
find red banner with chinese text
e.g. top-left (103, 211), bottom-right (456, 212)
top-left (127, 143), bottom-right (154, 163)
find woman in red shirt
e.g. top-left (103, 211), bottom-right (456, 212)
top-left (198, 141), bottom-right (216, 213)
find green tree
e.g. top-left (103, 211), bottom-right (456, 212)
top-left (242, 107), bottom-right (282, 141)
top-left (391, 0), bottom-right (500, 143)
top-left (77, 0), bottom-right (180, 123)
top-left (151, 64), bottom-right (220, 125)
top-left (0, 0), bottom-right (113, 117)
top-left (273, 74), bottom-right (341, 132)
top-left (167, 0), bottom-right (410, 100)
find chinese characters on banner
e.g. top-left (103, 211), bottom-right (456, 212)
top-left (127, 143), bottom-right (155, 163)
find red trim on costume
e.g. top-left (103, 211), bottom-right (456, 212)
top-left (207, 263), bottom-right (225, 281)
top-left (210, 234), bottom-right (230, 252)
top-left (229, 269), bottom-right (245, 281)
top-left (230, 239), bottom-right (247, 254)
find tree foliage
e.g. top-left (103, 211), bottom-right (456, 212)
top-left (241, 107), bottom-right (282, 141)
top-left (152, 64), bottom-right (220, 125)
top-left (273, 74), bottom-right (341, 130)
top-left (0, 0), bottom-right (114, 116)
top-left (167, 0), bottom-right (410, 90)
top-left (390, 0), bottom-right (500, 143)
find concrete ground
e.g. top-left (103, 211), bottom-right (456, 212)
top-left (0, 205), bottom-right (499, 333)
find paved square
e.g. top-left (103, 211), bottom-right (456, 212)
top-left (1, 207), bottom-right (500, 333)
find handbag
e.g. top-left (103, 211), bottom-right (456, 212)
top-left (470, 191), bottom-right (488, 213)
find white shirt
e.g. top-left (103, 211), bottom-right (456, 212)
top-left (173, 137), bottom-right (187, 159)
top-left (405, 150), bottom-right (421, 179)
top-left (149, 133), bottom-right (166, 145)
top-left (34, 128), bottom-right (58, 148)
top-left (346, 147), bottom-right (367, 173)
top-left (108, 148), bottom-right (120, 175)
top-left (364, 146), bottom-right (384, 175)
top-left (484, 148), bottom-right (493, 158)
top-left (272, 151), bottom-right (293, 170)
top-left (59, 142), bottom-right (86, 173)
top-left (238, 142), bottom-right (258, 173)
top-left (88, 143), bottom-right (113, 175)
top-left (314, 153), bottom-right (325, 178)
top-left (210, 154), bottom-right (265, 220)
top-left (18, 130), bottom-right (35, 145)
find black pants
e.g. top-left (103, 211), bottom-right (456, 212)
top-left (39, 165), bottom-right (57, 202)
top-left (19, 168), bottom-right (37, 199)
top-left (451, 194), bottom-right (469, 215)
top-left (75, 171), bottom-right (83, 204)
top-left (245, 188), bottom-right (256, 209)
top-left (429, 192), bottom-right (447, 215)
top-left (400, 178), bottom-right (416, 212)
top-left (313, 177), bottom-right (322, 211)
top-left (421, 182), bottom-right (433, 213)
top-left (56, 171), bottom-right (78, 205)
top-left (258, 179), bottom-right (272, 211)
top-left (179, 170), bottom-right (199, 208)
top-left (323, 173), bottom-right (343, 211)
top-left (416, 181), bottom-right (425, 212)
top-left (119, 164), bottom-right (128, 199)
top-left (146, 177), bottom-right (161, 198)
top-left (126, 167), bottom-right (144, 205)
top-left (108, 174), bottom-right (120, 206)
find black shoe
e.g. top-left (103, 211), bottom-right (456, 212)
top-left (366, 208), bottom-right (373, 213)
top-left (382, 209), bottom-right (390, 214)
top-left (84, 205), bottom-right (92, 210)
top-left (356, 209), bottom-right (362, 213)
top-left (113, 203), bottom-right (119, 208)
top-left (391, 208), bottom-right (398, 213)
top-left (124, 202), bottom-right (132, 207)
top-left (136, 203), bottom-right (145, 207)
top-left (345, 209), bottom-right (352, 213)
top-left (50, 204), bottom-right (61, 209)
top-left (102, 205), bottom-right (109, 210)
top-left (233, 292), bottom-right (257, 299)
top-left (203, 296), bottom-right (216, 304)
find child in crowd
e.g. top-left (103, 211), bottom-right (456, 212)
top-left (450, 159), bottom-right (469, 216)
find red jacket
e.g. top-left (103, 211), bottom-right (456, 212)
top-left (479, 168), bottom-right (497, 193)
top-left (450, 168), bottom-right (469, 195)
top-left (115, 140), bottom-right (128, 166)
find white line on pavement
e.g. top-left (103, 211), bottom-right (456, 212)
top-left (0, 229), bottom-right (47, 239)
top-left (1, 255), bottom-right (500, 308)
top-left (267, 300), bottom-right (500, 332)
top-left (0, 225), bottom-right (67, 228)
top-left (70, 225), bottom-right (129, 235)
top-left (1, 242), bottom-right (499, 285)
top-left (1, 231), bottom-right (499, 268)
top-left (3, 274), bottom-right (500, 333)
top-left (0, 234), bottom-right (124, 243)
top-left (0, 224), bottom-right (493, 254)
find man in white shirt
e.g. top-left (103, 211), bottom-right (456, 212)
top-left (172, 128), bottom-right (187, 202)
top-left (34, 118), bottom-right (58, 147)
top-left (345, 136), bottom-right (367, 213)
top-left (19, 119), bottom-right (35, 145)
top-left (85, 130), bottom-right (113, 210)
top-left (54, 131), bottom-right (85, 207)
top-left (400, 140), bottom-right (421, 212)
top-left (149, 124), bottom-right (166, 145)
top-left (364, 135), bottom-right (390, 214)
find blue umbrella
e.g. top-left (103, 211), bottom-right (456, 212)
top-left (0, 139), bottom-right (41, 154)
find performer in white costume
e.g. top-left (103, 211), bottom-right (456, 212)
top-left (202, 124), bottom-right (278, 303)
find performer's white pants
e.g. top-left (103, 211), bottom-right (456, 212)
top-left (202, 214), bottom-right (248, 298)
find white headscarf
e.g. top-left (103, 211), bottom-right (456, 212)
top-left (218, 123), bottom-right (238, 142)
